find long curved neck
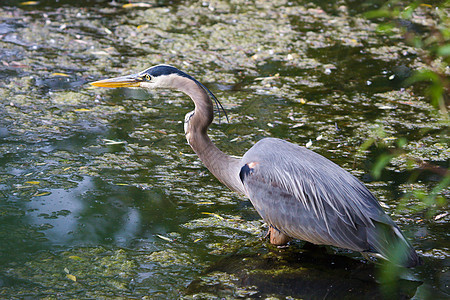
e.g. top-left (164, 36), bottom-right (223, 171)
top-left (176, 77), bottom-right (244, 194)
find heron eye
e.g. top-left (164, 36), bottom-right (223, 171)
top-left (144, 74), bottom-right (152, 81)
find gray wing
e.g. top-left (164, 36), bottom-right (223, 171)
top-left (239, 138), bottom-right (417, 263)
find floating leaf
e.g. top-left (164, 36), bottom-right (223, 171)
top-left (156, 234), bottom-right (173, 242)
top-left (291, 123), bottom-right (304, 129)
top-left (103, 139), bottom-right (126, 145)
top-left (122, 3), bottom-right (152, 8)
top-left (25, 181), bottom-right (40, 185)
top-left (68, 255), bottom-right (83, 261)
top-left (201, 212), bottom-right (224, 220)
top-left (51, 72), bottom-right (70, 77)
top-left (20, 1), bottom-right (39, 5)
top-left (33, 191), bottom-right (50, 197)
top-left (66, 274), bottom-right (77, 282)
top-left (91, 51), bottom-right (110, 56)
top-left (435, 212), bottom-right (448, 220)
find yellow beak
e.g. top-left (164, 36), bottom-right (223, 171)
top-left (90, 74), bottom-right (141, 88)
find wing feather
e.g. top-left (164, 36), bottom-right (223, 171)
top-left (240, 138), bottom-right (402, 254)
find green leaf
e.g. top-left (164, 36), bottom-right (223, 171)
top-left (405, 69), bottom-right (439, 86)
top-left (364, 9), bottom-right (392, 19)
top-left (359, 138), bottom-right (375, 152)
top-left (376, 23), bottom-right (396, 34)
top-left (437, 44), bottom-right (450, 56)
top-left (372, 154), bottom-right (394, 179)
top-left (400, 5), bottom-right (415, 19)
top-left (396, 138), bottom-right (407, 148)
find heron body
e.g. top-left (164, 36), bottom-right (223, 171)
top-left (91, 65), bottom-right (421, 267)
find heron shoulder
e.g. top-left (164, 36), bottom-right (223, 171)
top-left (242, 137), bottom-right (340, 170)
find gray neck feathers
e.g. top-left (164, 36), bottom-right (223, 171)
top-left (177, 77), bottom-right (244, 194)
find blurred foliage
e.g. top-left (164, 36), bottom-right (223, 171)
top-left (365, 0), bottom-right (449, 114)
top-left (362, 2), bottom-right (449, 295)
top-left (362, 0), bottom-right (449, 218)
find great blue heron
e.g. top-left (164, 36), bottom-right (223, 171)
top-left (91, 65), bottom-right (421, 267)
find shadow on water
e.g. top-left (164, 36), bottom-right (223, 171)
top-left (186, 243), bottom-right (422, 299)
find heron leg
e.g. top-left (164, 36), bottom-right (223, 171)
top-left (267, 225), bottom-right (291, 246)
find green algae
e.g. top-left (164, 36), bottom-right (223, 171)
top-left (0, 247), bottom-right (137, 299)
top-left (147, 248), bottom-right (197, 267)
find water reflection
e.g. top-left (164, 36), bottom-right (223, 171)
top-left (25, 176), bottom-right (141, 246)
top-left (26, 177), bottom-right (89, 245)
top-left (0, 173), bottom-right (177, 258)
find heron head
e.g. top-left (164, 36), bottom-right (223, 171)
top-left (91, 64), bottom-right (229, 122)
top-left (90, 64), bottom-right (190, 90)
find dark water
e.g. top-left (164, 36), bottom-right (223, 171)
top-left (0, 0), bottom-right (448, 298)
